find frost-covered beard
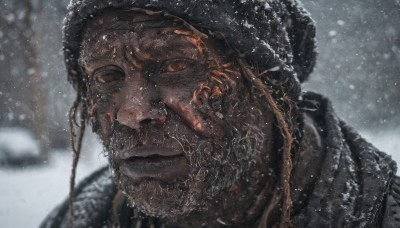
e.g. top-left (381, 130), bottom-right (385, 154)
top-left (103, 105), bottom-right (268, 219)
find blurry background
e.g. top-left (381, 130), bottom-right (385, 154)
top-left (0, 0), bottom-right (399, 227)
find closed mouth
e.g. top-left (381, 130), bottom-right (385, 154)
top-left (118, 147), bottom-right (190, 182)
top-left (118, 146), bottom-right (182, 160)
top-left (123, 154), bottom-right (184, 172)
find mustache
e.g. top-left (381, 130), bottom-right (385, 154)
top-left (105, 121), bottom-right (172, 170)
top-left (106, 121), bottom-right (193, 156)
top-left (107, 121), bottom-right (157, 151)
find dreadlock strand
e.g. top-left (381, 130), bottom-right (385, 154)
top-left (68, 95), bottom-right (87, 228)
top-left (237, 59), bottom-right (294, 228)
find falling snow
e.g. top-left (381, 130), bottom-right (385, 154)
top-left (0, 0), bottom-right (399, 227)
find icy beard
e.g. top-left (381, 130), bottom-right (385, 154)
top-left (102, 106), bottom-right (268, 220)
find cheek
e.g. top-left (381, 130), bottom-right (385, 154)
top-left (96, 111), bottom-right (115, 142)
top-left (192, 68), bottom-right (241, 109)
top-left (160, 70), bottom-right (242, 139)
top-left (162, 91), bottom-right (213, 136)
top-left (88, 93), bottom-right (120, 142)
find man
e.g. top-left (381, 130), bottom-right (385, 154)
top-left (42, 0), bottom-right (400, 227)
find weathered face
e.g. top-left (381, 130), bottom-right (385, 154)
top-left (80, 9), bottom-right (277, 221)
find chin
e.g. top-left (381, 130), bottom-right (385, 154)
top-left (119, 174), bottom-right (207, 218)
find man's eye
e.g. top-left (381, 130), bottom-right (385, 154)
top-left (93, 65), bottom-right (125, 84)
top-left (161, 59), bottom-right (193, 73)
top-left (97, 73), bottom-right (122, 83)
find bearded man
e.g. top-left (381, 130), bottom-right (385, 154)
top-left (41, 0), bottom-right (400, 227)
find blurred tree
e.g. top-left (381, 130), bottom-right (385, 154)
top-left (0, 0), bottom-right (68, 159)
top-left (0, 0), bottom-right (49, 160)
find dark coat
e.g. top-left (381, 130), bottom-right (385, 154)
top-left (40, 93), bottom-right (400, 228)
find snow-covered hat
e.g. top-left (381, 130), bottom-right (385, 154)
top-left (63, 0), bottom-right (316, 96)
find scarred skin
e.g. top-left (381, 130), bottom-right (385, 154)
top-left (79, 9), bottom-right (324, 227)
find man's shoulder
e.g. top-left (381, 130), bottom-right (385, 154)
top-left (40, 166), bottom-right (117, 228)
top-left (383, 175), bottom-right (400, 228)
top-left (297, 91), bottom-right (398, 227)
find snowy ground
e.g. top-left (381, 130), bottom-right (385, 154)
top-left (0, 131), bottom-right (398, 228)
top-left (0, 134), bottom-right (107, 228)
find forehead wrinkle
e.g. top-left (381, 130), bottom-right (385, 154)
top-left (82, 20), bottom-right (211, 70)
top-left (120, 30), bottom-right (199, 65)
top-left (124, 33), bottom-right (152, 63)
top-left (141, 30), bottom-right (187, 48)
top-left (81, 29), bottom-right (123, 65)
top-left (139, 32), bottom-right (203, 59)
top-left (122, 44), bottom-right (144, 70)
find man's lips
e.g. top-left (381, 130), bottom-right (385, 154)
top-left (118, 146), bottom-right (190, 182)
top-left (118, 146), bottom-right (182, 159)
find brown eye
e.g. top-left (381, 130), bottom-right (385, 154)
top-left (162, 59), bottom-right (192, 73)
top-left (93, 65), bottom-right (124, 84)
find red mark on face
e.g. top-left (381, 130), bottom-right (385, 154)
top-left (185, 36), bottom-right (204, 55)
top-left (166, 100), bottom-right (206, 134)
top-left (211, 70), bottom-right (237, 87)
top-left (192, 83), bottom-right (211, 106)
top-left (211, 86), bottom-right (222, 98)
top-left (191, 64), bottom-right (241, 107)
top-left (223, 68), bottom-right (241, 78)
top-left (210, 76), bottom-right (223, 85)
top-left (173, 29), bottom-right (193, 36)
top-left (107, 112), bottom-right (115, 129)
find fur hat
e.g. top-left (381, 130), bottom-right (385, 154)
top-left (63, 0), bottom-right (316, 95)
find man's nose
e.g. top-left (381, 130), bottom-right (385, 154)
top-left (116, 87), bottom-right (166, 130)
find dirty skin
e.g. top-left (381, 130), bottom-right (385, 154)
top-left (80, 9), bottom-right (278, 227)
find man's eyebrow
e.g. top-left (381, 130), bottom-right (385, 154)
top-left (140, 34), bottom-right (204, 59)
